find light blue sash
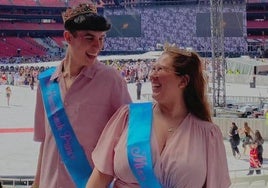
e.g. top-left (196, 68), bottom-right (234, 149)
top-left (38, 67), bottom-right (92, 188)
top-left (127, 102), bottom-right (162, 188)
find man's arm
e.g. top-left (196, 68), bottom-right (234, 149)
top-left (31, 143), bottom-right (44, 188)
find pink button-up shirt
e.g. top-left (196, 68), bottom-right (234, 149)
top-left (34, 60), bottom-right (132, 188)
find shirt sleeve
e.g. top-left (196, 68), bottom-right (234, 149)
top-left (92, 105), bottom-right (129, 176)
top-left (205, 125), bottom-right (231, 188)
top-left (110, 71), bottom-right (132, 110)
top-left (33, 84), bottom-right (46, 142)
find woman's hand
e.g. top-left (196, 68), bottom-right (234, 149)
top-left (86, 168), bottom-right (114, 188)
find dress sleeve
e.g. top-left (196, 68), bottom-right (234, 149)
top-left (205, 125), bottom-right (231, 188)
top-left (92, 105), bottom-right (129, 176)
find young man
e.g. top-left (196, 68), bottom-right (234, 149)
top-left (32, 3), bottom-right (132, 188)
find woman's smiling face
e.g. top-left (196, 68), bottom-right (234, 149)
top-left (149, 53), bottom-right (181, 102)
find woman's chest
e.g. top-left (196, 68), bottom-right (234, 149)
top-left (113, 130), bottom-right (207, 187)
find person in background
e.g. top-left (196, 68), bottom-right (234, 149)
top-left (135, 78), bottom-right (142, 100)
top-left (253, 130), bottom-right (264, 169)
top-left (29, 75), bottom-right (35, 90)
top-left (241, 122), bottom-right (254, 155)
top-left (228, 122), bottom-right (241, 159)
top-left (31, 3), bottom-right (132, 188)
top-left (5, 86), bottom-right (11, 106)
top-left (86, 43), bottom-right (230, 187)
top-left (247, 141), bottom-right (261, 175)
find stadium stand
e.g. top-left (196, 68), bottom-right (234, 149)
top-left (246, 1), bottom-right (268, 57)
top-left (11, 0), bottom-right (38, 6)
top-left (52, 36), bottom-right (65, 47)
top-left (247, 20), bottom-right (268, 28)
top-left (0, 0), bottom-right (12, 5)
top-left (2, 37), bottom-right (46, 57)
top-left (0, 22), bottom-right (63, 31)
top-left (39, 0), bottom-right (66, 7)
top-left (0, 0), bottom-right (265, 60)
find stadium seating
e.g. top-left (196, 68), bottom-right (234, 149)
top-left (0, 0), bottom-right (264, 60)
top-left (68, 0), bottom-right (98, 7)
top-left (39, 0), bottom-right (66, 7)
top-left (40, 23), bottom-right (64, 30)
top-left (11, 0), bottom-right (38, 6)
top-left (0, 39), bottom-right (19, 57)
top-left (0, 37), bottom-right (46, 58)
top-left (247, 20), bottom-right (268, 28)
top-left (24, 37), bottom-right (47, 51)
top-left (0, 22), bottom-right (63, 31)
top-left (104, 5), bottom-right (247, 54)
top-left (52, 36), bottom-right (65, 47)
top-left (1, 22), bottom-right (41, 30)
top-left (0, 0), bottom-right (12, 5)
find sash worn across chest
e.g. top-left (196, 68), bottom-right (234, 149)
top-left (127, 102), bottom-right (162, 188)
top-left (38, 67), bottom-right (92, 188)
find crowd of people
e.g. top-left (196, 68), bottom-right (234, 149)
top-left (0, 66), bottom-right (38, 87)
top-left (98, 5), bottom-right (248, 54)
top-left (228, 121), bottom-right (264, 175)
top-left (0, 58), bottom-right (151, 89)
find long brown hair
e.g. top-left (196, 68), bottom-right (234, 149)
top-left (244, 122), bottom-right (251, 132)
top-left (163, 44), bottom-right (211, 122)
top-left (255, 130), bottom-right (263, 140)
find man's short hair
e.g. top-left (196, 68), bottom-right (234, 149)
top-left (62, 3), bottom-right (111, 32)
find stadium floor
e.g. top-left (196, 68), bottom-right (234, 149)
top-left (0, 82), bottom-right (267, 187)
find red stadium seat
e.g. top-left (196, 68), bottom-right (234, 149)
top-left (12, 0), bottom-right (38, 6)
top-left (39, 0), bottom-right (66, 7)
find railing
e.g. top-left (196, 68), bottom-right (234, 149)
top-left (230, 167), bottom-right (268, 187)
top-left (0, 176), bottom-right (34, 188)
top-left (1, 170), bottom-right (268, 187)
top-left (142, 92), bottom-right (268, 105)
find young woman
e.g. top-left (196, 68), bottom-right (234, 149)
top-left (253, 130), bottom-right (264, 166)
top-left (5, 86), bottom-right (11, 106)
top-left (229, 122), bottom-right (241, 159)
top-left (247, 141), bottom-right (261, 175)
top-left (241, 122), bottom-right (254, 155)
top-left (86, 43), bottom-right (231, 188)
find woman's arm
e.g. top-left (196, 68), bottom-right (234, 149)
top-left (250, 128), bottom-right (254, 136)
top-left (237, 127), bottom-right (243, 135)
top-left (86, 168), bottom-right (114, 188)
top-left (228, 128), bottom-right (234, 137)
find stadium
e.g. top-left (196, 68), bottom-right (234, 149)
top-left (1, 0), bottom-right (268, 80)
top-left (0, 0), bottom-right (268, 187)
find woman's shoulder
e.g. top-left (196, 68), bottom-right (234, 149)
top-left (190, 114), bottom-right (215, 128)
top-left (189, 114), bottom-right (223, 135)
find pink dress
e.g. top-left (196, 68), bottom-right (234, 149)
top-left (92, 104), bottom-right (231, 188)
top-left (34, 60), bottom-right (132, 188)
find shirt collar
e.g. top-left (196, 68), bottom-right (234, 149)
top-left (49, 59), bottom-right (101, 81)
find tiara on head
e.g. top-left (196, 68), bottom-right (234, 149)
top-left (163, 43), bottom-right (192, 57)
top-left (62, 3), bottom-right (97, 23)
